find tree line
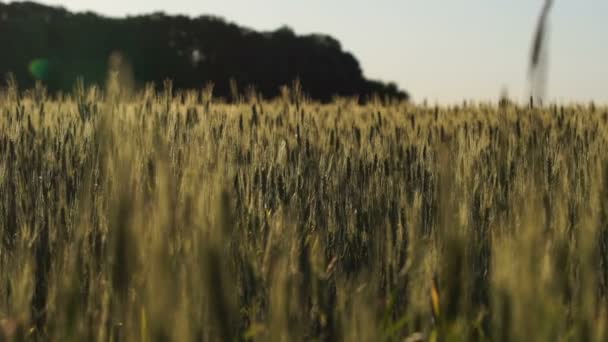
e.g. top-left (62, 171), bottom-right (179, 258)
top-left (0, 1), bottom-right (409, 102)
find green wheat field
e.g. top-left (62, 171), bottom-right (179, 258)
top-left (1, 78), bottom-right (608, 341)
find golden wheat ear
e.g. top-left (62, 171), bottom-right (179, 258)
top-left (430, 275), bottom-right (440, 323)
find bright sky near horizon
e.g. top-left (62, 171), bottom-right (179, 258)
top-left (7, 0), bottom-right (608, 104)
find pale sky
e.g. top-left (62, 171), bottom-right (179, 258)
top-left (7, 0), bottom-right (608, 104)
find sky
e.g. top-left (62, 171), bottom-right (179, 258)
top-left (7, 0), bottom-right (608, 104)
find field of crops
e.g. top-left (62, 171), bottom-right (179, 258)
top-left (0, 79), bottom-right (607, 341)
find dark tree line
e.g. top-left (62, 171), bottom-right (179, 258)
top-left (0, 1), bottom-right (409, 102)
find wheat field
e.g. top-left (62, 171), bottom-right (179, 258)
top-left (0, 79), bottom-right (607, 341)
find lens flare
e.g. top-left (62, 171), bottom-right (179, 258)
top-left (29, 58), bottom-right (50, 80)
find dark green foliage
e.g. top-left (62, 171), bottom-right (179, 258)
top-left (0, 1), bottom-right (408, 103)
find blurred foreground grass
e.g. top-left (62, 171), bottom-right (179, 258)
top-left (0, 79), bottom-right (608, 341)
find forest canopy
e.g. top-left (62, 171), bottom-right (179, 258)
top-left (0, 1), bottom-right (409, 101)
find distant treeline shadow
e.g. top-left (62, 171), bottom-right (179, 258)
top-left (0, 1), bottom-right (409, 102)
